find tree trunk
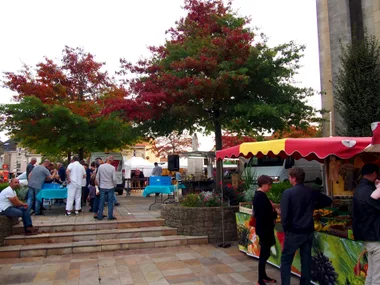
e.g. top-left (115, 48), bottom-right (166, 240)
top-left (78, 148), bottom-right (84, 161)
top-left (67, 152), bottom-right (71, 163)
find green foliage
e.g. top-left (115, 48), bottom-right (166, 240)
top-left (241, 167), bottom-right (257, 191)
top-left (267, 181), bottom-right (292, 203)
top-left (335, 34), bottom-right (380, 136)
top-left (0, 183), bottom-right (9, 191)
top-left (180, 192), bottom-right (221, 207)
top-left (120, 0), bottom-right (320, 149)
top-left (181, 193), bottom-right (200, 207)
top-left (0, 97), bottom-right (138, 158)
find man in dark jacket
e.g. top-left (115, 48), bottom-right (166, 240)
top-left (280, 167), bottom-right (332, 285)
top-left (352, 163), bottom-right (380, 284)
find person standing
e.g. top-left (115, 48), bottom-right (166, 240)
top-left (25, 157), bottom-right (37, 203)
top-left (27, 159), bottom-right (57, 215)
top-left (253, 175), bottom-right (277, 285)
top-left (26, 158), bottom-right (37, 180)
top-left (95, 156), bottom-right (117, 220)
top-left (0, 179), bottom-right (37, 235)
top-left (65, 156), bottom-right (86, 216)
top-left (151, 162), bottom-right (162, 176)
top-left (57, 162), bottom-right (66, 183)
top-left (352, 163), bottom-right (380, 284)
top-left (280, 168), bottom-right (332, 285)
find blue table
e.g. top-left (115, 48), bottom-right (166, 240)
top-left (36, 183), bottom-right (67, 203)
top-left (143, 184), bottom-right (186, 210)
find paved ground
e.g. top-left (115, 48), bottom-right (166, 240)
top-left (31, 191), bottom-right (161, 225)
top-left (1, 191), bottom-right (300, 285)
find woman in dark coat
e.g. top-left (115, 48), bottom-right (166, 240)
top-left (253, 175), bottom-right (278, 285)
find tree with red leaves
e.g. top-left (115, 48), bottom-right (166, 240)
top-left (271, 125), bottom-right (321, 139)
top-left (108, 0), bottom-right (318, 152)
top-left (151, 131), bottom-right (193, 158)
top-left (1, 46), bottom-right (136, 160)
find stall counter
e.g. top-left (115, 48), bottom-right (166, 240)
top-left (236, 212), bottom-right (367, 285)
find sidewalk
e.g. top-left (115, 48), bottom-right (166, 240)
top-left (0, 242), bottom-right (301, 285)
top-left (1, 192), bottom-right (300, 284)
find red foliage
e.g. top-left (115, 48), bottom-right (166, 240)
top-left (271, 126), bottom-right (319, 139)
top-left (150, 132), bottom-right (193, 158)
top-left (222, 135), bottom-right (257, 148)
top-left (3, 46), bottom-right (115, 118)
top-left (111, 0), bottom-right (254, 125)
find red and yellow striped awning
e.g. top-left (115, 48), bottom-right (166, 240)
top-left (216, 137), bottom-right (372, 161)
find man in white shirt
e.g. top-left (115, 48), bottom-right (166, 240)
top-left (66, 156), bottom-right (86, 216)
top-left (95, 156), bottom-right (117, 220)
top-left (0, 179), bottom-right (36, 235)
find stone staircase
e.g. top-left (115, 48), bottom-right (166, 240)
top-left (0, 218), bottom-right (208, 258)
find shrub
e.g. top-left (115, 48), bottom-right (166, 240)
top-left (0, 183), bottom-right (9, 191)
top-left (180, 192), bottom-right (221, 207)
top-left (181, 193), bottom-right (201, 207)
top-left (267, 181), bottom-right (292, 203)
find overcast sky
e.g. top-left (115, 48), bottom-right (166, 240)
top-left (0, 0), bottom-right (321, 148)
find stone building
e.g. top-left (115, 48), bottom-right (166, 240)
top-left (316, 0), bottom-right (380, 136)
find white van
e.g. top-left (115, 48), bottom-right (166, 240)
top-left (245, 155), bottom-right (322, 183)
top-left (90, 152), bottom-right (124, 195)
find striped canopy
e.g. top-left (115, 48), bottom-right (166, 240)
top-left (216, 137), bottom-right (372, 161)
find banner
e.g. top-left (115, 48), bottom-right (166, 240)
top-left (236, 212), bottom-right (367, 285)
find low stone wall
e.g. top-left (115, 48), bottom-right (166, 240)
top-left (161, 205), bottom-right (239, 243)
top-left (0, 216), bottom-right (17, 246)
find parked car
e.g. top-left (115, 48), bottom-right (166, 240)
top-left (16, 172), bottom-right (28, 186)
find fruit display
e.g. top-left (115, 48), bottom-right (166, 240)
top-left (237, 224), bottom-right (249, 247)
top-left (311, 251), bottom-right (338, 285)
top-left (314, 208), bottom-right (334, 217)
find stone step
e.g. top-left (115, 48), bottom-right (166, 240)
top-left (12, 218), bottom-right (165, 234)
top-left (0, 235), bottom-right (209, 258)
top-left (4, 226), bottom-right (177, 246)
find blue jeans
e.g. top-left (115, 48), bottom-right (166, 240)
top-left (0, 206), bottom-right (32, 230)
top-left (281, 232), bottom-right (313, 285)
top-left (27, 187), bottom-right (42, 215)
top-left (97, 188), bottom-right (115, 219)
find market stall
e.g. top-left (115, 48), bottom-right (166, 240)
top-left (216, 135), bottom-right (377, 285)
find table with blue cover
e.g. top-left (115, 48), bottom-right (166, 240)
top-left (36, 183), bottom-right (67, 206)
top-left (143, 181), bottom-right (186, 210)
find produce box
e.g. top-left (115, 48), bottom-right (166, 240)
top-left (239, 202), bottom-right (252, 215)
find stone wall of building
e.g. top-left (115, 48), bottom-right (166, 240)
top-left (0, 216), bottom-right (16, 246)
top-left (161, 205), bottom-right (239, 243)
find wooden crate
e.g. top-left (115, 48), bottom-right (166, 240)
top-left (239, 202), bottom-right (252, 215)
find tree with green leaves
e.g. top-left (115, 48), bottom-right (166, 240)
top-left (1, 47), bottom-right (137, 159)
top-left (108, 0), bottom-right (318, 152)
top-left (335, 34), bottom-right (380, 136)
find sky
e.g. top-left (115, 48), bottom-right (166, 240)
top-left (0, 0), bottom-right (321, 149)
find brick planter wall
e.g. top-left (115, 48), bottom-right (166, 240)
top-left (161, 205), bottom-right (239, 243)
top-left (0, 216), bottom-right (17, 246)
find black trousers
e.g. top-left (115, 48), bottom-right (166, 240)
top-left (280, 232), bottom-right (313, 285)
top-left (258, 241), bottom-right (272, 281)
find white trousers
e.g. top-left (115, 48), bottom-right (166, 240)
top-left (66, 184), bottom-right (82, 212)
top-left (365, 241), bottom-right (380, 285)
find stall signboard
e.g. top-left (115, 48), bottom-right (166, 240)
top-left (237, 212), bottom-right (367, 285)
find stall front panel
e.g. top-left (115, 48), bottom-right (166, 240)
top-left (237, 212), bottom-right (367, 285)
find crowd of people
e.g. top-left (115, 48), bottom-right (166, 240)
top-left (0, 155), bottom-right (121, 235)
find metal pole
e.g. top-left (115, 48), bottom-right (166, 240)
top-left (217, 159), bottom-right (231, 248)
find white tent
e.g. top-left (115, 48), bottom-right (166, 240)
top-left (124, 157), bottom-right (155, 178)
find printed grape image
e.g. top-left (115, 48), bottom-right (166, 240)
top-left (237, 225), bottom-right (249, 247)
top-left (311, 252), bottom-right (338, 285)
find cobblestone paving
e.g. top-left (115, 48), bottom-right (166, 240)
top-left (0, 243), bottom-right (300, 285)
